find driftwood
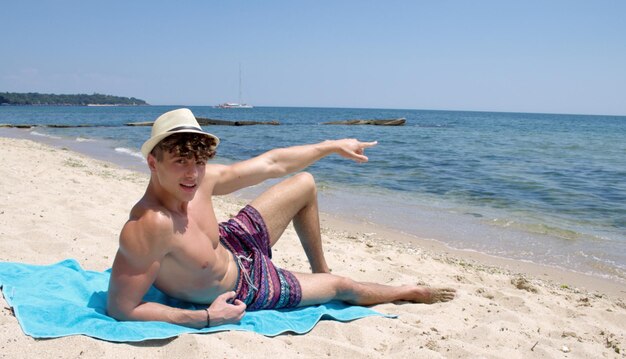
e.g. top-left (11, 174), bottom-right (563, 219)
top-left (322, 118), bottom-right (406, 126)
top-left (125, 117), bottom-right (280, 127)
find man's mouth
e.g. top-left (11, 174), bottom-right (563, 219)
top-left (180, 183), bottom-right (197, 191)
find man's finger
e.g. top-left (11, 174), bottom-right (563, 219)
top-left (360, 140), bottom-right (378, 148)
top-left (234, 299), bottom-right (247, 310)
top-left (354, 154), bottom-right (368, 163)
top-left (219, 290), bottom-right (237, 302)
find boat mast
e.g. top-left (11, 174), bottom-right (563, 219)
top-left (238, 63), bottom-right (243, 105)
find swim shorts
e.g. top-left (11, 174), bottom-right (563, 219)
top-left (219, 205), bottom-right (302, 310)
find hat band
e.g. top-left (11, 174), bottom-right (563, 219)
top-left (167, 125), bottom-right (201, 132)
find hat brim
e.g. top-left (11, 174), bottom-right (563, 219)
top-left (141, 129), bottom-right (220, 159)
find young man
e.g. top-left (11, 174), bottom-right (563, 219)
top-left (107, 108), bottom-right (455, 328)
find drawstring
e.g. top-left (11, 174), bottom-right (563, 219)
top-left (235, 254), bottom-right (258, 292)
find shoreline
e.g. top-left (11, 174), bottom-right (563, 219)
top-left (1, 136), bottom-right (625, 357)
top-left (318, 213), bottom-right (626, 299)
top-left (231, 171), bottom-right (626, 298)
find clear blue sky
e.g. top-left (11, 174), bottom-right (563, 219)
top-left (2, 1), bottom-right (625, 115)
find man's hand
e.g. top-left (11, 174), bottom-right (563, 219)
top-left (332, 139), bottom-right (378, 163)
top-left (206, 291), bottom-right (247, 326)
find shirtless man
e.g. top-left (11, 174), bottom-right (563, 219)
top-left (107, 108), bottom-right (455, 329)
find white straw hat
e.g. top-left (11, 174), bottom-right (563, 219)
top-left (140, 108), bottom-right (220, 158)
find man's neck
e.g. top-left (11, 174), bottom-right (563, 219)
top-left (146, 178), bottom-right (190, 215)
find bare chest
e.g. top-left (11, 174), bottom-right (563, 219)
top-left (153, 203), bottom-right (235, 299)
top-left (167, 207), bottom-right (221, 270)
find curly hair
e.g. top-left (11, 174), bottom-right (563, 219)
top-left (151, 133), bottom-right (217, 162)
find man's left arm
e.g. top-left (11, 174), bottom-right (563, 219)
top-left (211, 139), bottom-right (377, 195)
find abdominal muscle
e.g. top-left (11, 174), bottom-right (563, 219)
top-left (154, 242), bottom-right (239, 304)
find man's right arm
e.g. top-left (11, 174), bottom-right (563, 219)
top-left (106, 214), bottom-right (245, 328)
top-left (106, 214), bottom-right (208, 328)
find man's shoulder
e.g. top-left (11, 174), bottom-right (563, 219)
top-left (121, 203), bottom-right (175, 247)
top-left (132, 206), bottom-right (173, 229)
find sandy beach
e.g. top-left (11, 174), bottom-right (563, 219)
top-left (1, 137), bottom-right (624, 358)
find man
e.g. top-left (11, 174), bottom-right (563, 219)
top-left (107, 108), bottom-right (455, 328)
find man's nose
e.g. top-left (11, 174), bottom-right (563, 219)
top-left (185, 163), bottom-right (198, 177)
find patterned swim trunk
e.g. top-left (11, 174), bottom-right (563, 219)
top-left (219, 205), bottom-right (302, 310)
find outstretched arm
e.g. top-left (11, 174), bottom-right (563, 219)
top-left (211, 139), bottom-right (377, 195)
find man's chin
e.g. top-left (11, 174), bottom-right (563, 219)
top-left (176, 188), bottom-right (197, 201)
top-left (183, 191), bottom-right (197, 201)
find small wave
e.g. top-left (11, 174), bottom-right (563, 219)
top-left (115, 147), bottom-right (144, 160)
top-left (416, 124), bottom-right (453, 128)
top-left (488, 218), bottom-right (584, 241)
top-left (30, 131), bottom-right (61, 139)
top-left (76, 137), bottom-right (95, 142)
top-left (579, 253), bottom-right (626, 281)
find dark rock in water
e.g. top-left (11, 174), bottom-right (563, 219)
top-left (125, 117), bottom-right (280, 127)
top-left (234, 120), bottom-right (280, 126)
top-left (322, 118), bottom-right (406, 126)
top-left (46, 124), bottom-right (99, 128)
top-left (196, 117), bottom-right (280, 126)
top-left (0, 124), bottom-right (34, 129)
top-left (124, 121), bottom-right (153, 127)
top-left (2, 118), bottom-right (280, 128)
top-left (1, 123), bottom-right (110, 128)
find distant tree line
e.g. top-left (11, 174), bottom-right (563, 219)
top-left (0, 92), bottom-right (148, 106)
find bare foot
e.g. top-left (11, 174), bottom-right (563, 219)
top-left (410, 286), bottom-right (456, 304)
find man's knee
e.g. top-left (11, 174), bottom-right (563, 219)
top-left (292, 172), bottom-right (317, 195)
top-left (332, 275), bottom-right (357, 301)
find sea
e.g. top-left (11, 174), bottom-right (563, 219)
top-left (1, 105), bottom-right (625, 284)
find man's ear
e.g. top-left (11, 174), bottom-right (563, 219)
top-left (147, 153), bottom-right (157, 172)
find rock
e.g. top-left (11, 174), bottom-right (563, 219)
top-left (511, 277), bottom-right (538, 293)
top-left (124, 121), bottom-right (153, 127)
top-left (322, 118), bottom-right (406, 126)
top-left (126, 118), bottom-right (280, 126)
top-left (0, 124), bottom-right (34, 128)
top-left (196, 117), bottom-right (279, 126)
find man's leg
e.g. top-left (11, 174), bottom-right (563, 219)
top-left (292, 272), bottom-right (456, 306)
top-left (249, 172), bottom-right (329, 273)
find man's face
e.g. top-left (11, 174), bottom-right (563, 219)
top-left (150, 150), bottom-right (206, 202)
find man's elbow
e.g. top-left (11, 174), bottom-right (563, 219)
top-left (263, 152), bottom-right (287, 177)
top-left (268, 164), bottom-right (289, 178)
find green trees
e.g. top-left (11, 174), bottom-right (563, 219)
top-left (0, 92), bottom-right (148, 105)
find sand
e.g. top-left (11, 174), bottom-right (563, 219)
top-left (0, 137), bottom-right (624, 358)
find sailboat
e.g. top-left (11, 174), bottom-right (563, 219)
top-left (216, 64), bottom-right (253, 109)
top-left (215, 102), bottom-right (253, 109)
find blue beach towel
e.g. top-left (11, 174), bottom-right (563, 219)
top-left (0, 259), bottom-right (394, 342)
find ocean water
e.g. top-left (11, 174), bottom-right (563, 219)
top-left (1, 105), bottom-right (625, 283)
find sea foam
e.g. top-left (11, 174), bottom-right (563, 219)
top-left (30, 131), bottom-right (61, 140)
top-left (115, 147), bottom-right (144, 160)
